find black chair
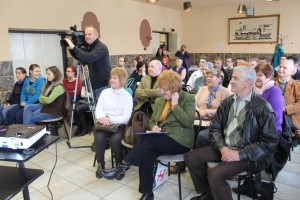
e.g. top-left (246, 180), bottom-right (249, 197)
top-left (156, 153), bottom-right (189, 200)
top-left (36, 116), bottom-right (64, 136)
top-left (92, 124), bottom-right (126, 169)
top-left (206, 162), bottom-right (271, 200)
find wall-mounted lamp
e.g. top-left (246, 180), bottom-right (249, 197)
top-left (267, 0), bottom-right (279, 2)
top-left (146, 0), bottom-right (159, 3)
top-left (237, 4), bottom-right (247, 14)
top-left (183, 1), bottom-right (192, 11)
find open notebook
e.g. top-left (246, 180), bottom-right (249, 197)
top-left (136, 131), bottom-right (169, 135)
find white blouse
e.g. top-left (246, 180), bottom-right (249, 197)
top-left (95, 88), bottom-right (133, 124)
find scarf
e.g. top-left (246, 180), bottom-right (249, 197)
top-left (44, 81), bottom-right (62, 96)
top-left (254, 80), bottom-right (275, 95)
top-left (205, 84), bottom-right (221, 108)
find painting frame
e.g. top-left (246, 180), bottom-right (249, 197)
top-left (228, 14), bottom-right (280, 44)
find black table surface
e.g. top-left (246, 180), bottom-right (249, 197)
top-left (0, 135), bottom-right (60, 163)
top-left (0, 165), bottom-right (44, 200)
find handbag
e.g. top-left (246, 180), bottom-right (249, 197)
top-left (123, 111), bottom-right (149, 145)
top-left (94, 123), bottom-right (124, 133)
top-left (244, 176), bottom-right (277, 200)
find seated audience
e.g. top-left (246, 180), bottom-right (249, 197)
top-left (73, 82), bottom-right (93, 137)
top-left (161, 44), bottom-right (170, 64)
top-left (63, 65), bottom-right (82, 102)
top-left (186, 58), bottom-right (205, 89)
top-left (172, 58), bottom-right (187, 83)
top-left (185, 66), bottom-right (278, 200)
top-left (132, 59), bottom-right (138, 71)
top-left (161, 56), bottom-right (170, 70)
top-left (254, 63), bottom-right (283, 132)
top-left (100, 70), bottom-right (195, 200)
top-left (155, 47), bottom-right (165, 62)
top-left (23, 66), bottom-right (66, 124)
top-left (130, 61), bottom-right (146, 85)
top-left (249, 57), bottom-right (260, 68)
top-left (190, 62), bottom-right (214, 93)
top-left (225, 57), bottom-right (234, 81)
top-left (260, 56), bottom-right (272, 64)
top-left (234, 64), bottom-right (286, 196)
top-left (287, 55), bottom-right (300, 81)
top-left (236, 58), bottom-right (246, 66)
top-left (0, 67), bottom-right (27, 125)
top-left (118, 56), bottom-right (133, 77)
top-left (195, 69), bottom-right (232, 147)
top-left (214, 57), bottom-right (229, 88)
top-left (94, 67), bottom-right (133, 178)
top-left (134, 59), bottom-right (162, 117)
top-left (6, 64), bottom-right (45, 124)
top-left (275, 59), bottom-right (300, 132)
top-left (138, 55), bottom-right (144, 62)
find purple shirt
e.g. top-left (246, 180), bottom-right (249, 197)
top-left (261, 86), bottom-right (283, 132)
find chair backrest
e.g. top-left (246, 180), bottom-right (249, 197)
top-left (125, 78), bottom-right (137, 96)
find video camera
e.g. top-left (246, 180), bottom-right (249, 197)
top-left (59, 25), bottom-right (88, 51)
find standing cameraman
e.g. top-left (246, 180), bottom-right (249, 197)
top-left (65, 25), bottom-right (111, 100)
top-left (175, 45), bottom-right (191, 83)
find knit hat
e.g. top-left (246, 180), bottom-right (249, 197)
top-left (136, 61), bottom-right (145, 70)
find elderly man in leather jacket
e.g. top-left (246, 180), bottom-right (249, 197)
top-left (185, 66), bottom-right (279, 200)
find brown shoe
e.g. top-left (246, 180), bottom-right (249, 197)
top-left (170, 162), bottom-right (186, 174)
top-left (96, 163), bottom-right (105, 178)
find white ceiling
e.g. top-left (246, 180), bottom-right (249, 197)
top-left (133, 0), bottom-right (269, 10)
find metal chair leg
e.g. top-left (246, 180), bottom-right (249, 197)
top-left (177, 162), bottom-right (182, 200)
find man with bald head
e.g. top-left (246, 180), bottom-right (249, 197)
top-left (275, 59), bottom-right (300, 131)
top-left (65, 25), bottom-right (111, 100)
top-left (134, 59), bottom-right (162, 116)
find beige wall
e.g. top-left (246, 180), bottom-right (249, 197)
top-left (0, 0), bottom-right (182, 60)
top-left (1, 0), bottom-right (299, 61)
top-left (182, 0), bottom-right (300, 54)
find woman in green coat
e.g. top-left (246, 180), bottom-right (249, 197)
top-left (100, 70), bottom-right (195, 200)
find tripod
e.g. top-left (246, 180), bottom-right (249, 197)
top-left (66, 61), bottom-right (96, 149)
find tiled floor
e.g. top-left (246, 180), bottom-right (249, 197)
top-left (1, 134), bottom-right (300, 200)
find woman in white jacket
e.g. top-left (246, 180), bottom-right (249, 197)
top-left (94, 67), bottom-right (133, 178)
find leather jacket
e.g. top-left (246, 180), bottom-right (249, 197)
top-left (210, 91), bottom-right (279, 173)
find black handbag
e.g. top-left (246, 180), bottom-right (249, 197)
top-left (244, 177), bottom-right (277, 200)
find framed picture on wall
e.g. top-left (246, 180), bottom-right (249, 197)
top-left (228, 14), bottom-right (280, 44)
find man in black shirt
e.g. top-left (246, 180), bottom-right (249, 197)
top-left (214, 57), bottom-right (230, 88)
top-left (65, 25), bottom-right (111, 100)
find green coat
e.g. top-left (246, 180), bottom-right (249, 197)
top-left (149, 90), bottom-right (195, 149)
top-left (134, 75), bottom-right (161, 110)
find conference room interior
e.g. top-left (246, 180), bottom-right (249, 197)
top-left (0, 0), bottom-right (300, 200)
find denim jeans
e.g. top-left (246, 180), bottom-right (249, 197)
top-left (0, 104), bottom-right (19, 124)
top-left (23, 104), bottom-right (57, 125)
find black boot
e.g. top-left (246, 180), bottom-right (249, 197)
top-left (140, 192), bottom-right (154, 200)
top-left (100, 163), bottom-right (130, 180)
top-left (95, 163), bottom-right (105, 178)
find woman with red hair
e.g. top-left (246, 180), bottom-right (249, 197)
top-left (63, 65), bottom-right (82, 102)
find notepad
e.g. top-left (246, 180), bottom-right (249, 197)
top-left (136, 131), bottom-right (170, 135)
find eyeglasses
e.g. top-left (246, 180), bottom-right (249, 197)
top-left (160, 88), bottom-right (170, 93)
top-left (65, 71), bottom-right (73, 73)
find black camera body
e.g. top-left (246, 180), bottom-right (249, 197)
top-left (59, 25), bottom-right (88, 51)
